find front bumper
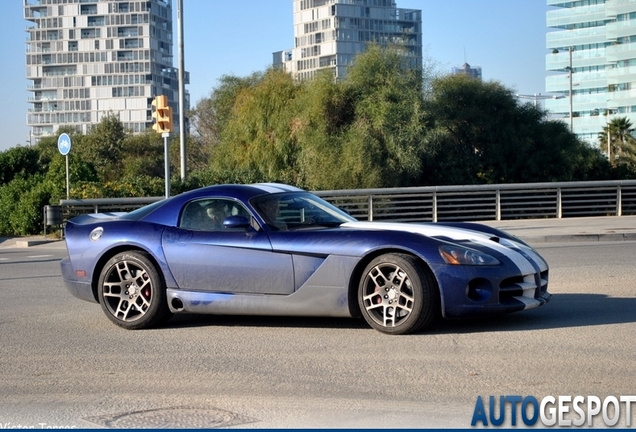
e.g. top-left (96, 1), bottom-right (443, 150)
top-left (433, 261), bottom-right (551, 320)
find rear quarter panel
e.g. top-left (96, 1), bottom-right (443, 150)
top-left (64, 219), bottom-right (176, 299)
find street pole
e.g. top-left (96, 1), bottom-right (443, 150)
top-left (65, 154), bottom-right (70, 200)
top-left (163, 132), bottom-right (170, 199)
top-left (608, 128), bottom-right (611, 163)
top-left (569, 47), bottom-right (573, 132)
top-left (178, 0), bottom-right (186, 181)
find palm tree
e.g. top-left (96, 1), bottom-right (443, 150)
top-left (598, 116), bottom-right (636, 166)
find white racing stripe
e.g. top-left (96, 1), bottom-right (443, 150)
top-left (252, 183), bottom-right (302, 194)
top-left (341, 221), bottom-right (537, 274)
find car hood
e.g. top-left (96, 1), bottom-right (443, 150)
top-left (340, 221), bottom-right (544, 273)
top-left (341, 221), bottom-right (499, 243)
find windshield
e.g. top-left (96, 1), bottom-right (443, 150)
top-left (250, 192), bottom-right (356, 231)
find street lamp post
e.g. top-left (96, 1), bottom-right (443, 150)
top-left (177, 0), bottom-right (186, 182)
top-left (568, 47), bottom-right (573, 132)
top-left (605, 109), bottom-right (615, 164)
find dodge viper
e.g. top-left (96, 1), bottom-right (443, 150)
top-left (60, 183), bottom-right (550, 335)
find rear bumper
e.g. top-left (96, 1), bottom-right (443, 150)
top-left (60, 257), bottom-right (97, 303)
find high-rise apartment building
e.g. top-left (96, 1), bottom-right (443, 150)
top-left (273, 0), bottom-right (422, 81)
top-left (24, 0), bottom-right (188, 143)
top-left (546, 0), bottom-right (636, 145)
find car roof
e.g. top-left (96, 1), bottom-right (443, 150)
top-left (175, 183), bottom-right (305, 202)
top-left (138, 183), bottom-right (305, 226)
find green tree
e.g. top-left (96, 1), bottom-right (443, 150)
top-left (0, 174), bottom-right (52, 236)
top-left (421, 74), bottom-right (610, 185)
top-left (0, 146), bottom-right (41, 184)
top-left (335, 43), bottom-right (428, 188)
top-left (81, 114), bottom-right (126, 182)
top-left (190, 73), bottom-right (263, 148)
top-left (211, 68), bottom-right (303, 184)
top-left (598, 116), bottom-right (636, 167)
top-left (121, 130), bottom-right (165, 178)
top-left (291, 45), bottom-right (434, 190)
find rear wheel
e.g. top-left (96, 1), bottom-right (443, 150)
top-left (358, 253), bottom-right (439, 335)
top-left (97, 251), bottom-right (172, 330)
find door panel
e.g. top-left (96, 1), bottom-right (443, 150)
top-left (162, 227), bottom-right (294, 295)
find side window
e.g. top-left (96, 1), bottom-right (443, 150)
top-left (179, 199), bottom-right (250, 231)
top-left (179, 200), bottom-right (209, 231)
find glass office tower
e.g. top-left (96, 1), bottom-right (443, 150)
top-left (274, 0), bottom-right (422, 81)
top-left (546, 0), bottom-right (636, 145)
top-left (24, 0), bottom-right (188, 143)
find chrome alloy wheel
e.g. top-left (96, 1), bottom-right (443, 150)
top-left (358, 253), bottom-right (438, 335)
top-left (98, 251), bottom-right (172, 329)
top-left (102, 259), bottom-right (153, 322)
top-left (361, 263), bottom-right (415, 328)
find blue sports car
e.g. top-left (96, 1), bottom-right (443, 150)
top-left (60, 183), bottom-right (551, 335)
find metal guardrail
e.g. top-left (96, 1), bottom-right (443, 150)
top-left (60, 180), bottom-right (636, 222)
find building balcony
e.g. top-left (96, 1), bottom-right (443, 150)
top-left (80, 5), bottom-right (97, 14)
top-left (546, 48), bottom-right (606, 72)
top-left (606, 21), bottom-right (636, 41)
top-left (546, 71), bottom-right (607, 93)
top-left (606, 41), bottom-right (636, 63)
top-left (87, 17), bottom-right (105, 26)
top-left (607, 88), bottom-right (636, 108)
top-left (607, 64), bottom-right (636, 84)
top-left (546, 26), bottom-right (606, 50)
top-left (117, 51), bottom-right (134, 61)
top-left (118, 27), bottom-right (139, 37)
top-left (81, 28), bottom-right (99, 39)
top-left (28, 95), bottom-right (58, 102)
top-left (24, 7), bottom-right (48, 19)
top-left (123, 39), bottom-right (142, 49)
top-left (547, 4), bottom-right (605, 28)
top-left (605, 0), bottom-right (636, 18)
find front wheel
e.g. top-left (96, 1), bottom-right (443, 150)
top-left (358, 253), bottom-right (439, 335)
top-left (97, 251), bottom-right (172, 330)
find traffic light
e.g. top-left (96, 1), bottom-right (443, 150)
top-left (152, 95), bottom-right (173, 133)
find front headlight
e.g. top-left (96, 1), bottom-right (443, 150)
top-left (439, 245), bottom-right (500, 266)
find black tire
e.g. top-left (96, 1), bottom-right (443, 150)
top-left (97, 251), bottom-right (172, 330)
top-left (358, 253), bottom-right (439, 335)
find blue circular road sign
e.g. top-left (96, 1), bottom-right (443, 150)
top-left (58, 133), bottom-right (71, 156)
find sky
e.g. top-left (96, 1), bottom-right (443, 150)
top-left (0, 0), bottom-right (550, 152)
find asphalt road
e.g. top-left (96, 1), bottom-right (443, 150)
top-left (0, 240), bottom-right (635, 428)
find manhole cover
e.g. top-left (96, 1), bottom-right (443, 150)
top-left (83, 406), bottom-right (258, 429)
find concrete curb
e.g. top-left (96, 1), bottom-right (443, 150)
top-left (0, 237), bottom-right (63, 249)
top-left (14, 239), bottom-right (60, 248)
top-left (527, 233), bottom-right (636, 244)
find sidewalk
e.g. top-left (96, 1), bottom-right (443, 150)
top-left (0, 235), bottom-right (65, 249)
top-left (483, 215), bottom-right (636, 244)
top-left (1, 215), bottom-right (635, 249)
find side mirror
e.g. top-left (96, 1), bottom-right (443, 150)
top-left (222, 215), bottom-right (251, 229)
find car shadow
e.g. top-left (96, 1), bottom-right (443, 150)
top-left (164, 313), bottom-right (369, 331)
top-left (161, 293), bottom-right (636, 334)
top-left (428, 293), bottom-right (636, 335)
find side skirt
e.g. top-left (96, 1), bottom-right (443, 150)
top-left (167, 285), bottom-right (352, 318)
